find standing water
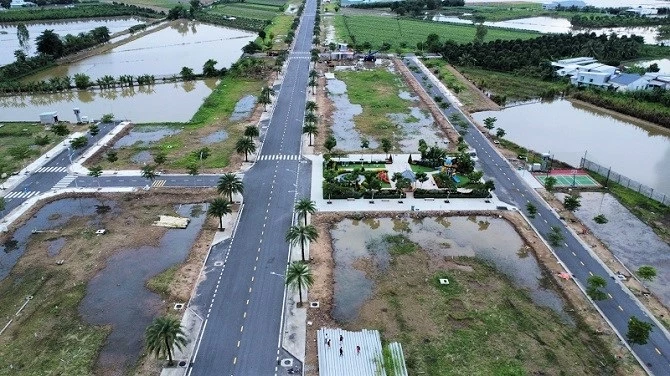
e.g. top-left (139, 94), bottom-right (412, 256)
top-left (473, 99), bottom-right (670, 197)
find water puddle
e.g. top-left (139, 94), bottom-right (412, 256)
top-left (391, 107), bottom-right (441, 152)
top-left (558, 192), bottom-right (670, 306)
top-left (200, 130), bottom-right (228, 144)
top-left (114, 125), bottom-right (182, 148)
top-left (398, 90), bottom-right (417, 101)
top-left (130, 150), bottom-right (153, 164)
top-left (327, 78), bottom-right (372, 150)
top-left (330, 216), bottom-right (570, 323)
top-left (46, 237), bottom-right (66, 257)
top-left (79, 203), bottom-right (206, 374)
top-left (0, 198), bottom-right (118, 281)
top-left (230, 94), bottom-right (256, 121)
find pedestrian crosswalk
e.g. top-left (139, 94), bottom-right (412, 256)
top-left (257, 154), bottom-right (300, 161)
top-left (152, 179), bottom-right (166, 188)
top-left (34, 166), bottom-right (68, 173)
top-left (4, 190), bottom-right (40, 199)
top-left (52, 175), bottom-right (76, 189)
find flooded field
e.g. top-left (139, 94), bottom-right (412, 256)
top-left (560, 192), bottom-right (670, 307)
top-left (0, 79), bottom-right (218, 123)
top-left (330, 216), bottom-right (569, 323)
top-left (0, 197), bottom-right (117, 281)
top-left (432, 15), bottom-right (668, 44)
top-left (80, 203), bottom-right (206, 374)
top-left (460, 0), bottom-right (669, 6)
top-left (635, 58), bottom-right (670, 73)
top-left (473, 99), bottom-right (670, 197)
top-left (327, 68), bottom-right (443, 152)
top-left (0, 18), bottom-right (144, 66)
top-left (25, 21), bottom-right (256, 81)
top-left (115, 125), bottom-right (182, 148)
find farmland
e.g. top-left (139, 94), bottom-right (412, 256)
top-left (334, 15), bottom-right (539, 50)
top-left (209, 2), bottom-right (283, 21)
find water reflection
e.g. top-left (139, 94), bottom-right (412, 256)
top-left (0, 79), bottom-right (218, 123)
top-left (473, 99), bottom-right (670, 196)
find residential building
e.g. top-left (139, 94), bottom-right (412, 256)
top-left (10, 0), bottom-right (37, 8)
top-left (644, 73), bottom-right (670, 89)
top-left (608, 73), bottom-right (649, 91)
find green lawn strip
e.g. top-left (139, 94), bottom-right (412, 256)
top-left (587, 171), bottom-right (669, 243)
top-left (0, 268), bottom-right (109, 375)
top-left (409, 164), bottom-right (437, 174)
top-left (335, 69), bottom-right (411, 144)
top-left (421, 59), bottom-right (483, 109)
top-left (209, 4), bottom-right (279, 20)
top-left (455, 66), bottom-right (568, 102)
top-left (146, 265), bottom-right (178, 298)
top-left (376, 254), bottom-right (616, 375)
top-left (0, 123), bottom-right (67, 179)
top-left (334, 15), bottom-right (538, 50)
top-left (265, 14), bottom-right (295, 49)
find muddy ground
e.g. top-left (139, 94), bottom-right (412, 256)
top-left (304, 211), bottom-right (643, 376)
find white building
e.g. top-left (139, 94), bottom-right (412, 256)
top-left (542, 0), bottom-right (586, 10)
top-left (608, 73), bottom-right (649, 91)
top-left (10, 0), bottom-right (37, 8)
top-left (644, 73), bottom-right (670, 89)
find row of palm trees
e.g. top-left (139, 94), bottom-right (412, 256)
top-left (302, 100), bottom-right (319, 146)
top-left (205, 173), bottom-right (245, 229)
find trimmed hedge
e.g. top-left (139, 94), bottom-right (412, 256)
top-left (414, 188), bottom-right (490, 199)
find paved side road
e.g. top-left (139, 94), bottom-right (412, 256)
top-left (402, 56), bottom-right (670, 374)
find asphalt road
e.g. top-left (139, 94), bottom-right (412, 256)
top-left (188, 1), bottom-right (316, 375)
top-left (2, 122), bottom-right (117, 213)
top-left (403, 57), bottom-right (670, 375)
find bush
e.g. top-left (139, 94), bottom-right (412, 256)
top-left (363, 190), bottom-right (406, 199)
top-left (413, 188), bottom-right (489, 198)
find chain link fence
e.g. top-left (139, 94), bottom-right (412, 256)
top-left (580, 158), bottom-right (668, 205)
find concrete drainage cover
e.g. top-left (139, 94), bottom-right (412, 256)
top-left (214, 261), bottom-right (224, 267)
top-left (310, 301), bottom-right (319, 308)
top-left (439, 278), bottom-right (449, 285)
top-left (281, 359), bottom-right (293, 367)
top-left (174, 303), bottom-right (185, 310)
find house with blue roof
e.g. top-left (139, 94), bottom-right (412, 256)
top-left (608, 73), bottom-right (649, 92)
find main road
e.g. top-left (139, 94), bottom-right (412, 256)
top-left (403, 57), bottom-right (670, 374)
top-left (187, 0), bottom-right (316, 375)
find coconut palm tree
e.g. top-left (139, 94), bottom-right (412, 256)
top-left (302, 123), bottom-right (318, 146)
top-left (305, 100), bottom-right (318, 113)
top-left (207, 198), bottom-right (232, 230)
top-left (244, 125), bottom-right (259, 140)
top-left (145, 316), bottom-right (187, 367)
top-left (285, 224), bottom-right (318, 262)
top-left (217, 173), bottom-right (244, 202)
top-left (304, 111), bottom-right (317, 126)
top-left (295, 198), bottom-right (316, 226)
top-left (285, 261), bottom-right (314, 307)
top-left (235, 137), bottom-right (256, 162)
top-left (141, 165), bottom-right (157, 182)
top-left (88, 165), bottom-right (103, 187)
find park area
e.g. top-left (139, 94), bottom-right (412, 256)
top-left (304, 212), bottom-right (641, 376)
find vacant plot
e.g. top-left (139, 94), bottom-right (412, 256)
top-left (0, 191), bottom-right (218, 376)
top-left (265, 14), bottom-right (295, 49)
top-left (0, 123), bottom-right (70, 180)
top-left (421, 59), bottom-right (499, 112)
top-left (87, 75), bottom-right (264, 171)
top-left (457, 66), bottom-right (569, 103)
top-left (334, 15), bottom-right (538, 50)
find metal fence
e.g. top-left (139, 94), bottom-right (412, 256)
top-left (580, 158), bottom-right (668, 205)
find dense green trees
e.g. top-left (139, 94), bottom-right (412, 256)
top-left (572, 88), bottom-right (670, 129)
top-left (0, 3), bottom-right (162, 22)
top-left (286, 261), bottom-right (314, 306)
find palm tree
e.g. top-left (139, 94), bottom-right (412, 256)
top-left (308, 77), bottom-right (317, 94)
top-left (285, 224), bottom-right (318, 262)
top-left (88, 165), bottom-right (103, 187)
top-left (217, 173), bottom-right (244, 202)
top-left (304, 111), bottom-right (317, 126)
top-left (145, 316), bottom-right (187, 367)
top-left (244, 125), bottom-right (259, 140)
top-left (295, 198), bottom-right (316, 226)
top-left (302, 124), bottom-right (318, 146)
top-left (141, 165), bottom-right (157, 182)
top-left (305, 100), bottom-right (318, 113)
top-left (207, 198), bottom-right (232, 230)
top-left (236, 137), bottom-right (256, 162)
top-left (259, 86), bottom-right (275, 110)
top-left (285, 261), bottom-right (314, 307)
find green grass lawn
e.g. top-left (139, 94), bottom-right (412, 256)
top-left (456, 66), bottom-right (569, 102)
top-left (265, 14), bottom-right (295, 49)
top-left (335, 68), bottom-right (412, 148)
top-left (410, 164), bottom-right (436, 174)
top-left (0, 123), bottom-right (68, 180)
top-left (334, 14), bottom-right (539, 50)
top-left (106, 0), bottom-right (182, 10)
top-left (209, 3), bottom-right (280, 20)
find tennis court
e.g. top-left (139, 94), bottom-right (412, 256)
top-left (534, 169), bottom-right (600, 188)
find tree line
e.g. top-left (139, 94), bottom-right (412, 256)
top-left (431, 33), bottom-right (644, 77)
top-left (0, 2), bottom-right (162, 22)
top-left (572, 88), bottom-right (670, 129)
top-left (571, 14), bottom-right (670, 28)
top-left (389, 0), bottom-right (464, 17)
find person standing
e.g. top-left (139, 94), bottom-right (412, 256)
top-left (327, 339), bottom-right (331, 348)
top-left (339, 347), bottom-right (343, 357)
top-left (356, 345), bottom-right (361, 355)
